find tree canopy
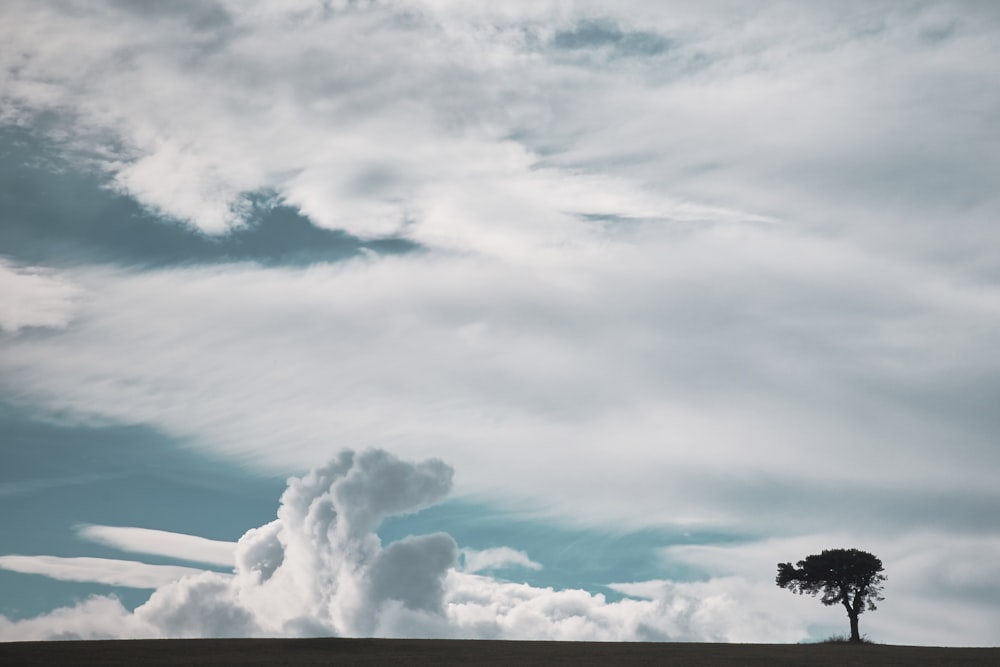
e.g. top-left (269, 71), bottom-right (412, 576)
top-left (776, 548), bottom-right (886, 643)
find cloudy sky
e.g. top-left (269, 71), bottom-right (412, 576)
top-left (2, 0), bottom-right (999, 646)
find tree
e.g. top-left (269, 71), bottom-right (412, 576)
top-left (776, 548), bottom-right (886, 643)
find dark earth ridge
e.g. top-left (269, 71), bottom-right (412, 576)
top-left (1, 638), bottom-right (998, 666)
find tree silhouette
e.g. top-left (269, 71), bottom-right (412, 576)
top-left (776, 548), bottom-right (886, 643)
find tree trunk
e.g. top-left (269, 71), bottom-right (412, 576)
top-left (848, 612), bottom-right (861, 643)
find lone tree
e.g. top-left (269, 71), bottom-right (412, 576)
top-left (776, 548), bottom-right (886, 643)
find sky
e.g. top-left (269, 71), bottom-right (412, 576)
top-left (1, 0), bottom-right (999, 646)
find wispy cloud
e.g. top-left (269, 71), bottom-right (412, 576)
top-left (0, 260), bottom-right (79, 333)
top-left (461, 547), bottom-right (542, 574)
top-left (3, 1), bottom-right (996, 259)
top-left (76, 525), bottom-right (236, 568)
top-left (2, 246), bottom-right (997, 532)
top-left (0, 474), bottom-right (115, 497)
top-left (0, 555), bottom-right (206, 589)
top-left (1, 0), bottom-right (999, 647)
top-left (0, 2), bottom-right (997, 533)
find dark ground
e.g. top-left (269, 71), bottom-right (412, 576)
top-left (1, 638), bottom-right (999, 667)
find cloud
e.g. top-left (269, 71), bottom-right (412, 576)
top-left (137, 572), bottom-right (264, 639)
top-left (1, 450), bottom-right (456, 640)
top-left (0, 474), bottom-right (115, 497)
top-left (0, 596), bottom-right (149, 641)
top-left (2, 238), bottom-right (998, 533)
top-left (0, 260), bottom-right (79, 333)
top-left (461, 547), bottom-right (543, 574)
top-left (225, 449), bottom-right (457, 636)
top-left (76, 525), bottom-right (236, 568)
top-left (440, 571), bottom-right (803, 643)
top-left (1, 2), bottom-right (998, 537)
top-left (0, 449), bottom-right (805, 643)
top-left (0, 555), bottom-right (206, 589)
top-left (1, 0), bottom-right (999, 648)
top-left (3, 449), bottom-right (999, 645)
top-left (2, 3), bottom-right (998, 536)
top-left (657, 532), bottom-right (1000, 646)
top-left (3, 0), bottom-right (995, 263)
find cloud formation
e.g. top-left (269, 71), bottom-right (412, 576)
top-left (2, 246), bottom-right (998, 533)
top-left (2, 1), bottom-right (998, 532)
top-left (5, 0), bottom-right (996, 261)
top-left (0, 260), bottom-right (79, 333)
top-left (461, 547), bottom-right (543, 574)
top-left (0, 556), bottom-right (206, 589)
top-left (76, 525), bottom-right (236, 568)
top-left (0, 450), bottom-right (806, 642)
top-left (5, 449), bottom-right (998, 645)
top-left (2, 0), bottom-right (999, 648)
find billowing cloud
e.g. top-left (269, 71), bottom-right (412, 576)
top-left (0, 449), bottom-right (807, 643)
top-left (0, 596), bottom-right (149, 641)
top-left (0, 450), bottom-right (456, 639)
top-left (3, 449), bottom-right (998, 645)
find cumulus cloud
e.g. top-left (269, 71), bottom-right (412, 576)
top-left (0, 596), bottom-right (149, 641)
top-left (440, 571), bottom-right (803, 643)
top-left (0, 449), bottom-right (808, 643)
top-left (0, 450), bottom-right (456, 640)
top-left (3, 449), bottom-right (999, 645)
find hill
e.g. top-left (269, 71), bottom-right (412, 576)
top-left (2, 638), bottom-right (999, 666)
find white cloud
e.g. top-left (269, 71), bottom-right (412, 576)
top-left (76, 525), bottom-right (236, 568)
top-left (2, 0), bottom-right (996, 264)
top-left (0, 450), bottom-right (808, 643)
top-left (461, 547), bottom-right (542, 574)
top-left (0, 596), bottom-right (150, 641)
top-left (1, 0), bottom-right (999, 648)
top-left (0, 260), bottom-right (79, 333)
top-left (2, 4), bottom-right (998, 535)
top-left (1, 450), bottom-right (457, 640)
top-left (3, 450), bottom-right (998, 645)
top-left (440, 571), bottom-right (802, 643)
top-left (1, 238), bottom-right (997, 532)
top-left (1, 2), bottom-right (998, 528)
top-left (659, 532), bottom-right (1000, 647)
top-left (0, 555), bottom-right (206, 589)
